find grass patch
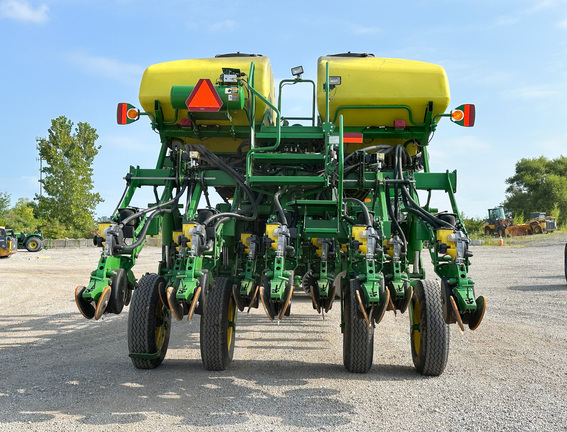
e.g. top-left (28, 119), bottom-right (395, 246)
top-left (471, 230), bottom-right (565, 247)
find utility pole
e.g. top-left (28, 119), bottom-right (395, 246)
top-left (38, 156), bottom-right (43, 197)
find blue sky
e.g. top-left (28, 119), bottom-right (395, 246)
top-left (1, 0), bottom-right (566, 219)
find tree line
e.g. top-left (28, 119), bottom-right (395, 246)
top-left (0, 116), bottom-right (102, 238)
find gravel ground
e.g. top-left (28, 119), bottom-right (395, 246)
top-left (0, 234), bottom-right (566, 431)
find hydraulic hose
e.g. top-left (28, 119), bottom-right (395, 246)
top-left (193, 144), bottom-right (258, 225)
top-left (344, 197), bottom-right (373, 227)
top-left (385, 182), bottom-right (407, 251)
top-left (117, 183), bottom-right (188, 252)
top-left (392, 145), bottom-right (454, 230)
top-left (274, 188), bottom-right (288, 225)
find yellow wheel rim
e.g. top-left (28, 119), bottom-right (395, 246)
top-left (29, 241), bottom-right (37, 249)
top-left (412, 298), bottom-right (421, 354)
top-left (155, 302), bottom-right (167, 349)
top-left (227, 298), bottom-right (236, 349)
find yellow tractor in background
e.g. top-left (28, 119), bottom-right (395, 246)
top-left (483, 207), bottom-right (556, 237)
top-left (483, 207), bottom-right (513, 237)
top-left (526, 212), bottom-right (556, 234)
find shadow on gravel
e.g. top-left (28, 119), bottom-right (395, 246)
top-left (508, 283), bottom-right (567, 292)
top-left (0, 308), bottom-right (421, 429)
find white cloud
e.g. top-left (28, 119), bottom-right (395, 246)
top-left (99, 135), bottom-right (155, 154)
top-left (209, 19), bottom-right (237, 33)
top-left (0, 0), bottom-right (48, 23)
top-left (526, 0), bottom-right (567, 13)
top-left (531, 132), bottom-right (567, 157)
top-left (500, 85), bottom-right (555, 100)
top-left (351, 25), bottom-right (381, 36)
top-left (67, 52), bottom-right (144, 85)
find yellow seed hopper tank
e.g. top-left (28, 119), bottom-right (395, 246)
top-left (316, 55), bottom-right (450, 128)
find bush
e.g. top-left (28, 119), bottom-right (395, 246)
top-left (461, 213), bottom-right (485, 235)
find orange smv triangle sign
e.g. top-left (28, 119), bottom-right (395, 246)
top-left (186, 79), bottom-right (223, 112)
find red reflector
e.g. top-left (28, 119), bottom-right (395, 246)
top-left (393, 120), bottom-right (406, 129)
top-left (117, 103), bottom-right (128, 125)
top-left (186, 79), bottom-right (223, 112)
top-left (464, 104), bottom-right (475, 127)
top-left (343, 133), bottom-right (363, 143)
top-left (451, 104), bottom-right (475, 127)
top-left (180, 118), bottom-right (192, 127)
top-left (117, 103), bottom-right (139, 124)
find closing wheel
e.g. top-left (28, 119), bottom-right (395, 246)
top-left (259, 280), bottom-right (276, 321)
top-left (128, 274), bottom-right (171, 369)
top-left (200, 277), bottom-right (237, 371)
top-left (75, 286), bottom-right (94, 319)
top-left (410, 280), bottom-right (449, 376)
top-left (468, 295), bottom-right (486, 331)
top-left (25, 236), bottom-right (42, 252)
top-left (106, 268), bottom-right (127, 314)
top-left (166, 285), bottom-right (184, 321)
top-left (343, 278), bottom-right (374, 373)
top-left (94, 286), bottom-right (111, 320)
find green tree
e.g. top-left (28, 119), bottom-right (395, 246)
top-left (0, 191), bottom-right (10, 219)
top-left (1, 198), bottom-right (41, 232)
top-left (503, 156), bottom-right (567, 226)
top-left (36, 116), bottom-right (103, 237)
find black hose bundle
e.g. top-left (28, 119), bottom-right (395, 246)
top-left (192, 144), bottom-right (258, 226)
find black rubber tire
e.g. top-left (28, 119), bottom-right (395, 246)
top-left (128, 274), bottom-right (171, 369)
top-left (483, 226), bottom-right (492, 236)
top-left (496, 226), bottom-right (506, 237)
top-left (25, 236), bottom-right (42, 252)
top-left (533, 225), bottom-right (542, 234)
top-left (343, 278), bottom-right (374, 373)
top-left (200, 277), bottom-right (237, 371)
top-left (410, 280), bottom-right (449, 376)
top-left (106, 268), bottom-right (127, 314)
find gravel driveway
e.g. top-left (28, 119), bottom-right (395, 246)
top-left (1, 234), bottom-right (566, 431)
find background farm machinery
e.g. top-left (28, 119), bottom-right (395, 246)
top-left (75, 53), bottom-right (485, 376)
top-left (483, 206), bottom-right (556, 237)
top-left (13, 225), bottom-right (45, 252)
top-left (0, 226), bottom-right (17, 258)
